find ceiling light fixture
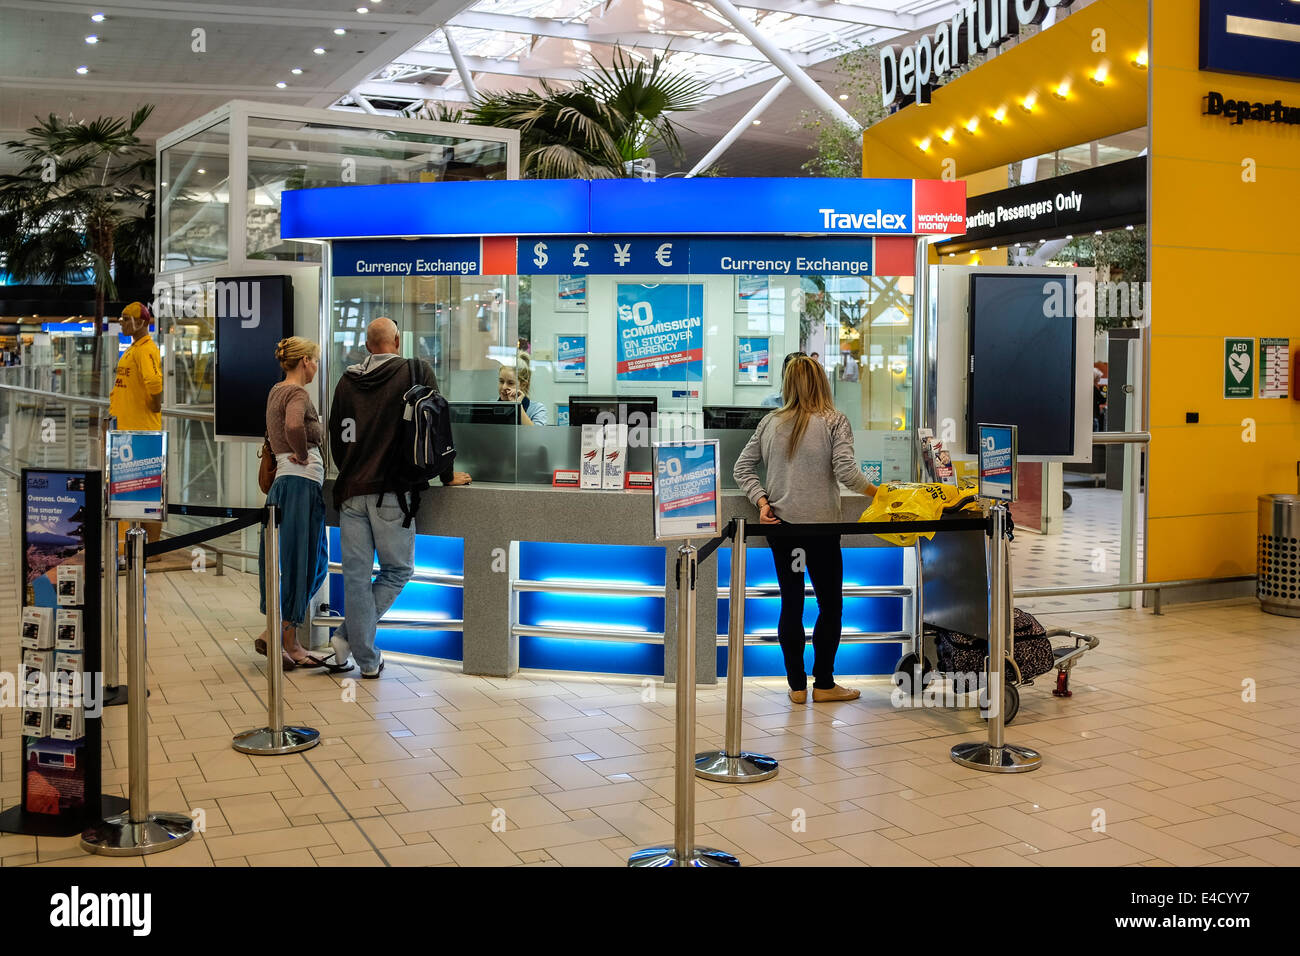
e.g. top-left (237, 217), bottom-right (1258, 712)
top-left (751, 119), bottom-right (761, 125)
top-left (1054, 79), bottom-right (1071, 99)
top-left (76, 66), bottom-right (89, 74)
top-left (940, 126), bottom-right (954, 142)
top-left (90, 12), bottom-right (105, 22)
top-left (356, 6), bottom-right (369, 12)
top-left (918, 137), bottom-right (932, 152)
top-left (838, 93), bottom-right (848, 100)
top-left (334, 28), bottom-right (346, 35)
top-left (85, 35), bottom-right (99, 44)
top-left (1132, 49), bottom-right (1148, 68)
top-left (964, 117), bottom-right (979, 134)
top-left (197, 168), bottom-right (206, 174)
top-left (276, 81), bottom-right (287, 88)
top-left (313, 47), bottom-right (326, 55)
top-left (1020, 91), bottom-right (1038, 112)
top-left (291, 68), bottom-right (303, 75)
top-left (1091, 63), bottom-right (1109, 85)
top-left (992, 105), bottom-right (1007, 124)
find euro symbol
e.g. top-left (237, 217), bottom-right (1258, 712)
top-left (655, 243), bottom-right (673, 267)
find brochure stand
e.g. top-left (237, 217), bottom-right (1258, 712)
top-left (0, 469), bottom-right (126, 837)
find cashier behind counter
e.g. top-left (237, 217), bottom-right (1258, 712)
top-left (498, 352), bottom-right (547, 426)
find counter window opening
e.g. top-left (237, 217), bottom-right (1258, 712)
top-left (326, 265), bottom-right (917, 488)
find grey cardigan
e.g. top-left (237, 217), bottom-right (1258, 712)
top-left (733, 410), bottom-right (875, 524)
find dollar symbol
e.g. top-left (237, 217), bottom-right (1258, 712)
top-left (533, 241), bottom-right (549, 269)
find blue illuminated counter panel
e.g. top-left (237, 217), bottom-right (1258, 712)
top-left (324, 482), bottom-right (913, 682)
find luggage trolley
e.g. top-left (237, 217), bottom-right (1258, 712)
top-left (892, 521), bottom-right (1100, 724)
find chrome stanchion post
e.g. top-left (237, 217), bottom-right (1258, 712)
top-left (81, 523), bottom-right (196, 855)
top-left (233, 504), bottom-right (320, 755)
top-left (696, 519), bottom-right (777, 783)
top-left (951, 504), bottom-right (1042, 773)
top-left (101, 518), bottom-right (127, 706)
top-left (630, 543), bottom-right (740, 867)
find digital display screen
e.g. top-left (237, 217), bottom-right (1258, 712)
top-left (966, 273), bottom-right (1076, 456)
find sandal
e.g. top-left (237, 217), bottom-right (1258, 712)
top-left (311, 653), bottom-right (354, 674)
top-left (288, 654), bottom-right (328, 669)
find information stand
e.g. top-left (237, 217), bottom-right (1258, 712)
top-left (630, 441), bottom-right (739, 867)
top-left (951, 424), bottom-right (1042, 774)
top-left (0, 470), bottom-right (125, 837)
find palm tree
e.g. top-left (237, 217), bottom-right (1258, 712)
top-left (0, 106), bottom-right (156, 388)
top-left (460, 47), bottom-right (705, 179)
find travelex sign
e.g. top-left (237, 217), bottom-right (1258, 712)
top-left (283, 177), bottom-right (966, 241)
top-left (881, 0), bottom-right (1077, 107)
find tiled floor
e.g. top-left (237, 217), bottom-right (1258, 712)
top-left (3, 482), bottom-right (1298, 868)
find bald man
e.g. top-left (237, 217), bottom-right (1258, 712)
top-left (327, 317), bottom-right (470, 678)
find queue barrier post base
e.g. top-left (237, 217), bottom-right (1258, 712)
top-left (628, 846), bottom-right (741, 868)
top-left (80, 811), bottom-right (195, 857)
top-left (232, 726), bottom-right (320, 756)
top-left (950, 741), bottom-right (1042, 774)
top-left (694, 751), bottom-right (779, 783)
top-left (102, 685), bottom-right (130, 707)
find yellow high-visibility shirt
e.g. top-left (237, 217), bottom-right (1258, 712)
top-left (109, 334), bottom-right (163, 430)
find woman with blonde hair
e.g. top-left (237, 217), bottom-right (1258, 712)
top-left (734, 354), bottom-right (877, 703)
top-left (255, 336), bottom-right (334, 669)
top-left (497, 350), bottom-right (548, 425)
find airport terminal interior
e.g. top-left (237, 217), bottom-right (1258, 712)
top-left (1, 0), bottom-right (1298, 889)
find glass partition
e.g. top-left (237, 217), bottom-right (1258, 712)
top-left (246, 119), bottom-right (511, 263)
top-left (329, 266), bottom-right (914, 486)
top-left (159, 120), bottom-right (231, 271)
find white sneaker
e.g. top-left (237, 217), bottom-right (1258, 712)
top-left (331, 633), bottom-right (353, 669)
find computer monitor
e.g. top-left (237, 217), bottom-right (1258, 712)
top-left (567, 395), bottom-right (658, 429)
top-left (449, 402), bottom-right (521, 425)
top-left (703, 406), bottom-right (769, 431)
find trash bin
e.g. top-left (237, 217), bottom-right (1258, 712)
top-left (1258, 494), bottom-right (1300, 617)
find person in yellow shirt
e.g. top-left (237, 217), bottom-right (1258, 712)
top-left (109, 301), bottom-right (162, 430)
top-left (108, 301), bottom-right (164, 544)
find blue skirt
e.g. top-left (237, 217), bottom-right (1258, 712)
top-left (258, 475), bottom-right (329, 626)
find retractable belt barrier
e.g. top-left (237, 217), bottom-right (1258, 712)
top-left (691, 508), bottom-right (1040, 784)
top-left (142, 508), bottom-right (266, 559)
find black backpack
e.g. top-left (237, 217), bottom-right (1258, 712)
top-left (386, 359), bottom-right (455, 527)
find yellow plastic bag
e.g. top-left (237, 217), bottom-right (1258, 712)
top-left (858, 480), bottom-right (981, 546)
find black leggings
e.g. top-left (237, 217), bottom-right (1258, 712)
top-left (768, 535), bottom-right (844, 691)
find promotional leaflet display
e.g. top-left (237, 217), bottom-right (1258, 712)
top-left (978, 424), bottom-right (1018, 502)
top-left (555, 334), bottom-right (588, 382)
top-left (105, 430), bottom-right (168, 521)
top-left (556, 275), bottom-right (588, 311)
top-left (0, 470), bottom-right (112, 837)
top-left (652, 440), bottom-right (722, 541)
top-left (616, 284), bottom-right (704, 384)
top-left (736, 336), bottom-right (771, 385)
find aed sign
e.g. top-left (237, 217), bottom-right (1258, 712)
top-left (1224, 337), bottom-right (1255, 398)
top-left (880, 0), bottom-right (1077, 108)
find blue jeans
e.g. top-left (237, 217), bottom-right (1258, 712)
top-left (334, 493), bottom-right (414, 673)
top-left (259, 476), bottom-right (328, 627)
